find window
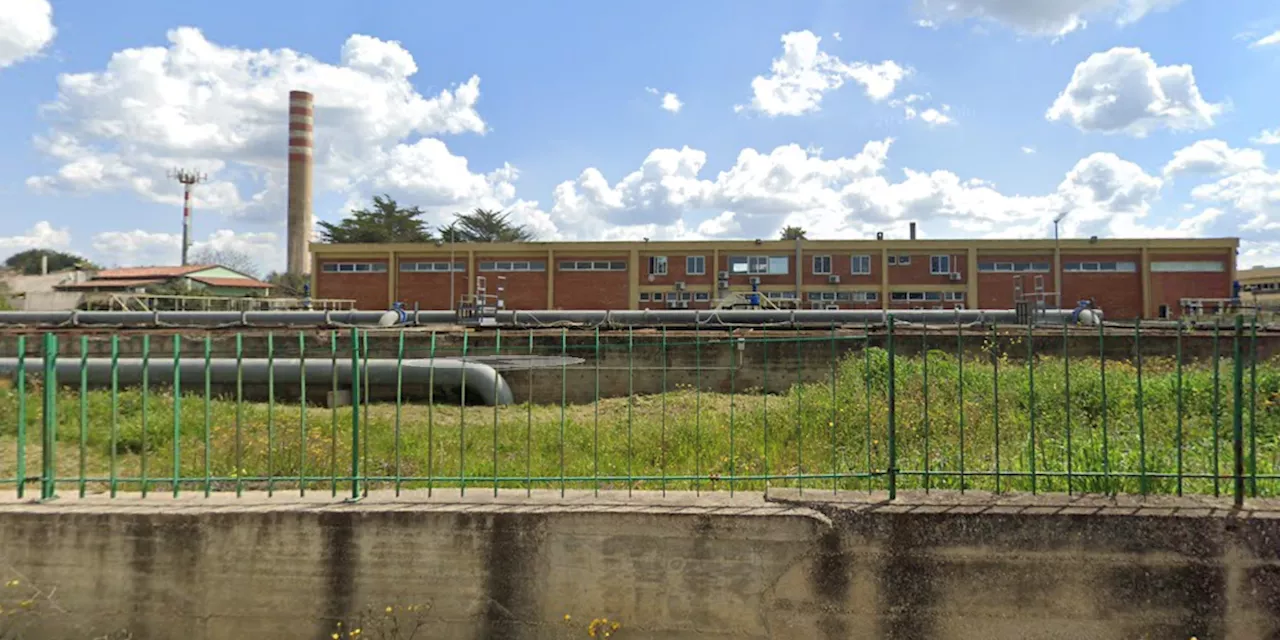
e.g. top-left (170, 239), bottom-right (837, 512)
top-left (401, 261), bottom-right (465, 272)
top-left (652, 292), bottom-right (664, 301)
top-left (898, 255), bottom-right (911, 265)
top-left (765, 291), bottom-right (797, 300)
top-left (1158, 304), bottom-right (1170, 319)
top-left (639, 293), bottom-right (650, 302)
top-left (930, 255), bottom-right (951, 275)
top-left (694, 292), bottom-right (710, 302)
top-left (806, 291), bottom-right (875, 302)
top-left (322, 262), bottom-right (386, 273)
top-left (1063, 261), bottom-right (1137, 273)
top-left (478, 261), bottom-right (545, 272)
top-left (944, 291), bottom-right (965, 301)
top-left (851, 255), bottom-right (871, 275)
top-left (813, 255), bottom-right (832, 275)
top-left (890, 291), bottom-right (946, 302)
top-left (560, 261), bottom-right (627, 271)
top-left (1151, 261), bottom-right (1224, 273)
top-left (649, 256), bottom-right (668, 276)
top-left (686, 256), bottom-right (705, 275)
top-left (728, 255), bottom-right (789, 275)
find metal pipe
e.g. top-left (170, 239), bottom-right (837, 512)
top-left (0, 357), bottom-right (514, 406)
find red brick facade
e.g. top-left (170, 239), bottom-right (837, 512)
top-left (311, 239), bottom-right (1238, 319)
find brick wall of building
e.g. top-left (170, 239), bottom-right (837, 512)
top-left (975, 254), bottom-right (1055, 310)
top-left (553, 255), bottom-right (630, 309)
top-left (885, 251), bottom-right (966, 286)
top-left (1061, 253), bottom-right (1142, 320)
top-left (315, 259), bottom-right (389, 310)
top-left (1148, 251), bottom-right (1233, 319)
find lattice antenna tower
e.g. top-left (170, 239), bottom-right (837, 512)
top-left (168, 168), bottom-right (207, 266)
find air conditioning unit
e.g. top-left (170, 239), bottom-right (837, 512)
top-left (949, 272), bottom-right (962, 281)
top-left (828, 275), bottom-right (841, 284)
top-left (749, 276), bottom-right (761, 285)
top-left (718, 271), bottom-right (729, 279)
top-left (675, 281), bottom-right (686, 290)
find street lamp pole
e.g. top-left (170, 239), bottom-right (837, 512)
top-left (1053, 210), bottom-right (1070, 306)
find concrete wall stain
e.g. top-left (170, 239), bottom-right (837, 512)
top-left (480, 513), bottom-right (546, 640)
top-left (1100, 564), bottom-right (1227, 638)
top-left (319, 512), bottom-right (356, 639)
top-left (810, 528), bottom-right (850, 640)
top-left (875, 514), bottom-right (939, 640)
top-left (127, 515), bottom-right (156, 640)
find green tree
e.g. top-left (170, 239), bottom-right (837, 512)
top-left (779, 225), bottom-right (807, 240)
top-left (318, 195), bottom-right (434, 244)
top-left (3, 249), bottom-right (96, 275)
top-left (264, 271), bottom-right (309, 296)
top-left (449, 208), bottom-right (534, 242)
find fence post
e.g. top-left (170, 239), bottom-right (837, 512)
top-left (40, 333), bottom-right (58, 501)
top-left (887, 315), bottom-right (897, 500)
top-left (349, 327), bottom-right (361, 501)
top-left (1233, 315), bottom-right (1245, 508)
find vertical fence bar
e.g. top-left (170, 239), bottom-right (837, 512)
top-left (459, 330), bottom-right (468, 496)
top-left (203, 336), bottom-right (211, 497)
top-left (491, 329), bottom-right (500, 497)
top-left (728, 329), bottom-right (735, 496)
top-left (78, 336), bottom-right (88, 498)
top-left (172, 335), bottom-right (182, 498)
top-left (887, 316), bottom-right (897, 500)
top-left (1063, 321), bottom-right (1072, 495)
top-left (1099, 319), bottom-right (1110, 491)
top-left (349, 327), bottom-right (361, 500)
top-left (830, 324), bottom-right (837, 494)
top-left (1249, 317), bottom-right (1258, 497)
top-left (695, 325), bottom-right (702, 495)
top-left (795, 325), bottom-right (803, 493)
top-left (109, 335), bottom-right (117, 498)
top-left (329, 331), bottom-right (338, 497)
top-left (427, 331), bottom-right (436, 497)
top-left (234, 333), bottom-right (242, 498)
top-left (266, 332), bottom-right (275, 496)
top-left (40, 333), bottom-right (57, 501)
top-left (299, 332), bottom-right (307, 497)
top-left (558, 328), bottom-right (567, 497)
top-left (525, 330), bottom-right (533, 497)
top-left (15, 335), bottom-right (26, 499)
top-left (141, 334), bottom-right (150, 497)
top-left (762, 326), bottom-right (770, 493)
top-left (361, 331), bottom-right (370, 498)
top-left (593, 327), bottom-right (600, 496)
top-left (1175, 320), bottom-right (1184, 496)
top-left (1233, 315), bottom-right (1245, 508)
top-left (396, 330), bottom-right (405, 496)
top-left (865, 320), bottom-right (872, 493)
top-left (1136, 320), bottom-right (1147, 495)
top-left (1027, 320), bottom-right (1036, 494)
top-left (1212, 323), bottom-right (1221, 497)
top-left (991, 325), bottom-right (1001, 494)
top-left (661, 327), bottom-right (668, 496)
top-left (628, 327), bottom-right (635, 496)
top-left (957, 321), bottom-right (966, 493)
top-left (922, 323), bottom-right (930, 492)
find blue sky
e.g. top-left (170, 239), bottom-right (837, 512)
top-left (1, 0), bottom-right (1279, 273)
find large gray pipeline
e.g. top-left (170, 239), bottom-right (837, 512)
top-left (0, 357), bottom-right (514, 406)
top-left (0, 308), bottom-right (1079, 329)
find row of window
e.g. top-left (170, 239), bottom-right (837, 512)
top-left (477, 261), bottom-right (546, 272)
top-left (1063, 261), bottom-right (1137, 273)
top-left (401, 261), bottom-right (466, 273)
top-left (321, 262), bottom-right (388, 273)
top-left (808, 291), bottom-right (878, 302)
top-left (560, 260), bottom-right (627, 271)
top-left (639, 292), bottom-right (712, 302)
top-left (890, 291), bottom-right (965, 302)
top-left (978, 261), bottom-right (1051, 273)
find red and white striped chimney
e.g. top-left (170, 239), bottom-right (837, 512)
top-left (286, 90), bottom-right (314, 276)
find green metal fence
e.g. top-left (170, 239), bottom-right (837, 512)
top-left (0, 317), bottom-right (1275, 504)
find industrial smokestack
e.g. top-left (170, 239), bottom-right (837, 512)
top-left (286, 90), bottom-right (314, 276)
top-left (909, 221), bottom-right (917, 240)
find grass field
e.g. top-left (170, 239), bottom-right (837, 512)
top-left (0, 345), bottom-right (1277, 498)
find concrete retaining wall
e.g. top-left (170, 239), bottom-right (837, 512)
top-left (0, 491), bottom-right (1278, 639)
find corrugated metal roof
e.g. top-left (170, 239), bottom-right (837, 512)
top-left (95, 265), bottom-right (213, 279)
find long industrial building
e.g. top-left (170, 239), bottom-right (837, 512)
top-left (308, 236), bottom-right (1239, 320)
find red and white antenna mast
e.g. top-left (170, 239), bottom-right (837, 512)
top-left (168, 168), bottom-right (207, 266)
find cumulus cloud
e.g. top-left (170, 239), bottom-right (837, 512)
top-left (1021, 146), bottom-right (1037, 154)
top-left (912, 0), bottom-right (1183, 38)
top-left (1251, 30), bottom-right (1280, 48)
top-left (645, 87), bottom-right (683, 113)
top-left (1251, 129), bottom-right (1280, 145)
top-left (889, 94), bottom-right (954, 126)
top-left (0, 0), bottom-right (54, 70)
top-left (28, 27), bottom-right (500, 226)
top-left (0, 221), bottom-right (71, 257)
top-left (737, 30), bottom-right (907, 116)
top-left (1163, 140), bottom-right (1266, 177)
top-left (90, 228), bottom-right (281, 271)
top-left (1046, 47), bottom-right (1223, 137)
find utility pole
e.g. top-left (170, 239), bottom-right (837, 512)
top-left (1053, 209), bottom-right (1070, 305)
top-left (169, 168), bottom-right (207, 266)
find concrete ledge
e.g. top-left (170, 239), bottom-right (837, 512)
top-left (1, 490), bottom-right (1278, 639)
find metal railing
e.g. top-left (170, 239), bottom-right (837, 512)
top-left (0, 317), bottom-right (1273, 504)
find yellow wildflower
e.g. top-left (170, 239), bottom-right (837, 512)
top-left (331, 634), bottom-right (340, 640)
top-left (563, 614), bottom-right (571, 622)
top-left (4, 580), bottom-right (17, 588)
top-left (18, 600), bottom-right (33, 609)
top-left (385, 606), bottom-right (393, 614)
top-left (350, 630), bottom-right (361, 638)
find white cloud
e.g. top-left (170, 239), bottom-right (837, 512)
top-left (1251, 128), bottom-right (1280, 145)
top-left (90, 228), bottom-right (281, 271)
top-left (1251, 30), bottom-right (1280, 48)
top-left (737, 30), bottom-right (907, 116)
top-left (0, 0), bottom-right (54, 70)
top-left (919, 107), bottom-right (953, 126)
top-left (832, 32), bottom-right (842, 41)
top-left (912, 0), bottom-right (1182, 38)
top-left (661, 92), bottom-right (683, 113)
top-left (1239, 241), bottom-right (1280, 269)
top-left (0, 221), bottom-right (71, 258)
top-left (28, 27), bottom-right (496, 225)
top-left (1046, 47), bottom-right (1223, 137)
top-left (889, 94), bottom-right (954, 126)
top-left (1163, 140), bottom-right (1266, 177)
top-left (1021, 146), bottom-right (1037, 154)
